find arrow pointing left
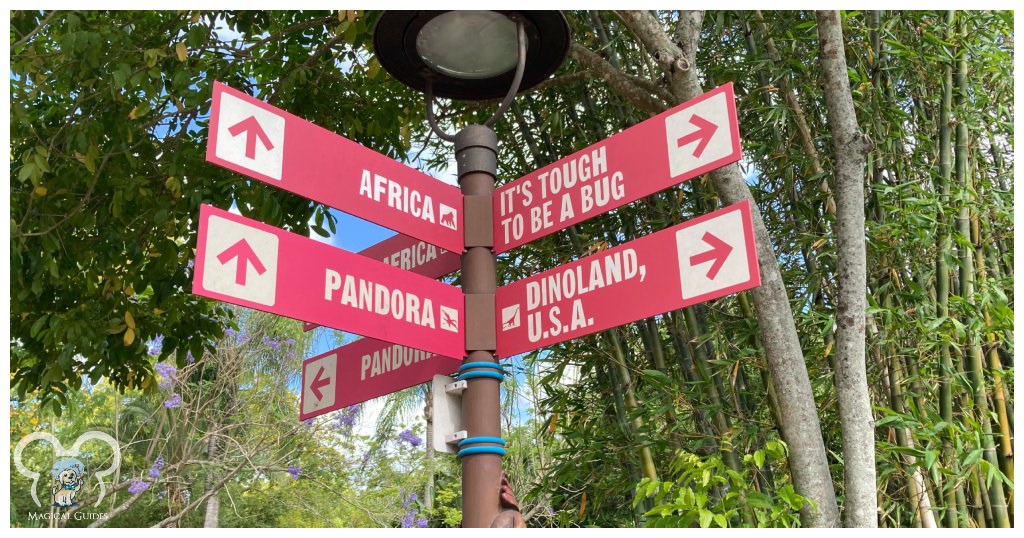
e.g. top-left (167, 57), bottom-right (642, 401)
top-left (217, 238), bottom-right (266, 286)
top-left (309, 366), bottom-right (331, 401)
top-left (228, 116), bottom-right (274, 159)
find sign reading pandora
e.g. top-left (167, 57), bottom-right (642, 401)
top-left (192, 204), bottom-right (465, 359)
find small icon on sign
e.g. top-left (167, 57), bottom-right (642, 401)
top-left (674, 208), bottom-right (749, 301)
top-left (439, 204), bottom-right (458, 231)
top-left (309, 366), bottom-right (331, 401)
top-left (439, 306), bottom-right (459, 333)
top-left (501, 304), bottom-right (521, 331)
top-left (688, 231), bottom-right (733, 280)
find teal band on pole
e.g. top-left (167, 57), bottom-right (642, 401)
top-left (457, 446), bottom-right (507, 458)
top-left (458, 371), bottom-right (504, 382)
top-left (458, 436), bottom-right (506, 448)
top-left (457, 362), bottom-right (505, 374)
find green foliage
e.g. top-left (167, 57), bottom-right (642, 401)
top-left (424, 482), bottom-right (463, 528)
top-left (8, 8), bottom-right (1014, 528)
top-left (635, 441), bottom-right (806, 528)
top-left (9, 10), bottom-right (424, 408)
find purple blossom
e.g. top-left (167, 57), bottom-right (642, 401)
top-left (149, 455), bottom-right (165, 478)
top-left (287, 465), bottom-right (300, 480)
top-left (331, 405), bottom-right (360, 430)
top-left (164, 394), bottom-right (182, 409)
top-left (302, 418), bottom-right (314, 428)
top-left (155, 361), bottom-right (176, 378)
top-left (416, 517), bottom-right (427, 528)
top-left (398, 429), bottom-right (422, 447)
top-left (148, 335), bottom-right (164, 356)
top-left (225, 328), bottom-right (236, 337)
top-left (402, 492), bottom-right (417, 508)
top-left (128, 479), bottom-right (149, 495)
top-left (286, 338), bottom-right (295, 347)
top-left (155, 361), bottom-right (177, 390)
top-left (186, 351), bottom-right (195, 364)
top-left (401, 511), bottom-right (416, 528)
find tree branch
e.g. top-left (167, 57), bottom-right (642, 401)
top-left (568, 43), bottom-right (667, 115)
top-left (12, 11), bottom-right (57, 50)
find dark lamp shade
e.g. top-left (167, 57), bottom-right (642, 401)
top-left (374, 10), bottom-right (570, 101)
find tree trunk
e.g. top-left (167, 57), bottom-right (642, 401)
top-left (614, 10), bottom-right (841, 526)
top-left (815, 10), bottom-right (877, 528)
top-left (203, 434), bottom-right (220, 527)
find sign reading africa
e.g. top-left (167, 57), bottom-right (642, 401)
top-left (207, 81), bottom-right (464, 253)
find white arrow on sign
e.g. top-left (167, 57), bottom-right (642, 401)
top-left (664, 89), bottom-right (735, 178)
top-left (201, 213), bottom-right (279, 306)
top-left (302, 353), bottom-right (337, 415)
top-left (675, 207), bottom-right (751, 300)
top-left (214, 91), bottom-right (286, 180)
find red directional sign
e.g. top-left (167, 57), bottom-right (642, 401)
top-left (303, 233), bottom-right (460, 332)
top-left (495, 201), bottom-right (759, 357)
top-left (207, 81), bottom-right (464, 253)
top-left (299, 338), bottom-right (462, 421)
top-left (193, 204), bottom-right (465, 359)
top-left (493, 83), bottom-right (741, 253)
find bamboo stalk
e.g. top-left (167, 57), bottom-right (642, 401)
top-left (606, 329), bottom-right (659, 482)
top-left (682, 307), bottom-right (755, 526)
top-left (936, 10), bottom-right (960, 529)
top-left (953, 15), bottom-right (1010, 526)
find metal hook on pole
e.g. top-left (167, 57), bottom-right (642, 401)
top-left (484, 19), bottom-right (527, 128)
top-left (424, 18), bottom-right (527, 142)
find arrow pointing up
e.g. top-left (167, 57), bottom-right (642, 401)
top-left (310, 366), bottom-right (331, 401)
top-left (675, 114), bottom-right (718, 159)
top-left (216, 239), bottom-right (266, 286)
top-left (227, 116), bottom-right (274, 159)
top-left (688, 231), bottom-right (733, 280)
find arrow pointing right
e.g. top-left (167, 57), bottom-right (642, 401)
top-left (228, 115), bottom-right (274, 159)
top-left (675, 114), bottom-right (718, 158)
top-left (216, 239), bottom-right (266, 286)
top-left (688, 231), bottom-right (733, 280)
top-left (310, 366), bottom-right (330, 401)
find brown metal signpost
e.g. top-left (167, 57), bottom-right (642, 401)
top-left (188, 9), bottom-right (766, 529)
top-left (192, 10), bottom-right (759, 529)
top-left (456, 125), bottom-right (502, 527)
top-left (374, 12), bottom-right (571, 526)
